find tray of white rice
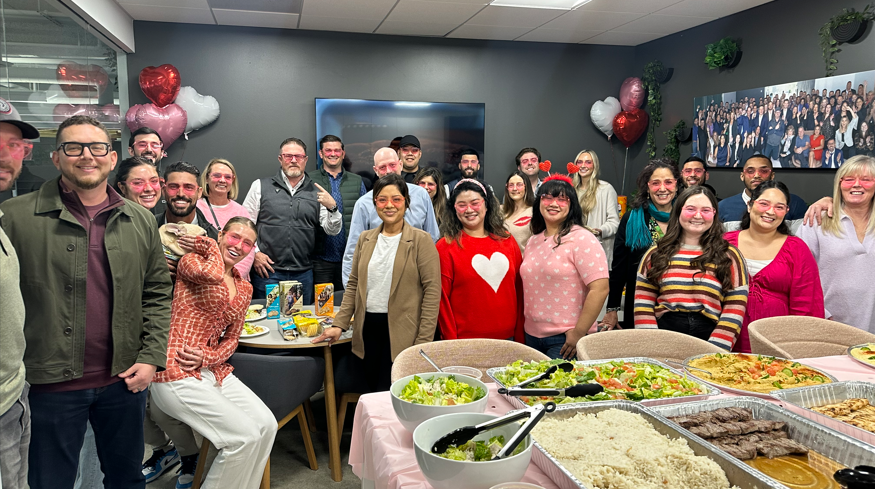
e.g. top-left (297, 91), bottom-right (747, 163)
top-left (528, 401), bottom-right (776, 489)
top-left (650, 397), bottom-right (875, 488)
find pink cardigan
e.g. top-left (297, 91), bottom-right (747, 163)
top-left (724, 231), bottom-right (825, 353)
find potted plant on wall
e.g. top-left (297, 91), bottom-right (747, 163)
top-left (819, 4), bottom-right (874, 76)
top-left (704, 37), bottom-right (741, 71)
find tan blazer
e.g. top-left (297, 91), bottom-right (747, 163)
top-left (336, 221), bottom-right (440, 360)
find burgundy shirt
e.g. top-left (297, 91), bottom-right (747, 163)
top-left (31, 181), bottom-right (124, 392)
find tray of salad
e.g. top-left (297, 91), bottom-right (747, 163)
top-left (487, 357), bottom-right (719, 411)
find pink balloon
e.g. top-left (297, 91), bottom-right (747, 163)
top-left (125, 103), bottom-right (187, 148)
top-left (99, 104), bottom-right (121, 123)
top-left (52, 104), bottom-right (99, 123)
top-left (619, 77), bottom-right (645, 112)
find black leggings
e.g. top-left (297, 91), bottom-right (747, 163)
top-left (334, 312), bottom-right (393, 395)
top-left (656, 311), bottom-right (716, 342)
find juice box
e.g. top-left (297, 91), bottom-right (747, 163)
top-left (280, 280), bottom-right (303, 317)
top-left (315, 283), bottom-right (334, 316)
top-left (265, 284), bottom-right (281, 319)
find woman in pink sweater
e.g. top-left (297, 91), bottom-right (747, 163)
top-left (437, 179), bottom-right (524, 342)
top-left (197, 158), bottom-right (255, 280)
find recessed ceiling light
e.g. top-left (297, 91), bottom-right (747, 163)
top-left (489, 0), bottom-right (593, 10)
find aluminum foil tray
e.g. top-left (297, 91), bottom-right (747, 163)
top-left (770, 381), bottom-right (875, 447)
top-left (528, 400), bottom-right (778, 489)
top-left (650, 397), bottom-right (875, 488)
top-left (682, 353), bottom-right (839, 399)
top-left (485, 357), bottom-right (720, 412)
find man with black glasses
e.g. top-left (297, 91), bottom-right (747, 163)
top-left (0, 115), bottom-right (172, 489)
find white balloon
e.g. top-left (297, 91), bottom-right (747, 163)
top-left (26, 84), bottom-right (66, 122)
top-left (173, 86), bottom-right (219, 134)
top-left (590, 96), bottom-right (622, 139)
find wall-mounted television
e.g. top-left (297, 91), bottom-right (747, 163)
top-left (315, 98), bottom-right (486, 185)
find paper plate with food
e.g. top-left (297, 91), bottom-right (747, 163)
top-left (245, 304), bottom-right (267, 321)
top-left (241, 322), bottom-right (269, 338)
top-left (847, 343), bottom-right (875, 370)
top-left (683, 352), bottom-right (837, 397)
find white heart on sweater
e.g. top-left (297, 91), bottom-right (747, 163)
top-left (471, 252), bottom-right (510, 293)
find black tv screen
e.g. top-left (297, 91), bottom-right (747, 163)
top-left (315, 98), bottom-right (486, 185)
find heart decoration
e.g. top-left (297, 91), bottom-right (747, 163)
top-left (139, 65), bottom-right (181, 108)
top-left (125, 103), bottom-right (187, 148)
top-left (53, 104), bottom-right (99, 123)
top-left (173, 86), bottom-right (219, 134)
top-left (590, 96), bottom-right (621, 139)
top-left (567, 162), bottom-right (580, 174)
top-left (613, 109), bottom-right (649, 148)
top-left (471, 252), bottom-right (510, 293)
top-left (539, 160), bottom-right (552, 173)
top-left (56, 62), bottom-right (110, 98)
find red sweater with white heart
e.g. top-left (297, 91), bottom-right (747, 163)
top-left (521, 226), bottom-right (609, 338)
top-left (436, 233), bottom-right (524, 342)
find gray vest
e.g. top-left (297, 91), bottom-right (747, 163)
top-left (257, 171), bottom-right (320, 272)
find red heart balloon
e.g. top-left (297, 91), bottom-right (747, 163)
top-left (612, 109), bottom-right (649, 148)
top-left (56, 62), bottom-right (110, 98)
top-left (139, 65), bottom-right (182, 108)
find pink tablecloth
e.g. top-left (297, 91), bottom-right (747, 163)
top-left (348, 355), bottom-right (874, 489)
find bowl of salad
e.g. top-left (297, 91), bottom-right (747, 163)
top-left (391, 373), bottom-right (490, 433)
top-left (413, 412), bottom-right (532, 489)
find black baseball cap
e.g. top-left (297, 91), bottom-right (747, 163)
top-left (399, 135), bottom-right (420, 149)
top-left (0, 97), bottom-right (39, 139)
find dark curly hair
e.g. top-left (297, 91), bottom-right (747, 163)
top-left (631, 158), bottom-right (680, 210)
top-left (740, 180), bottom-right (792, 235)
top-left (530, 177), bottom-right (584, 249)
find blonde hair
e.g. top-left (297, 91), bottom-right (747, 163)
top-left (200, 158), bottom-right (239, 200)
top-left (570, 149), bottom-right (601, 224)
top-left (822, 155), bottom-right (875, 237)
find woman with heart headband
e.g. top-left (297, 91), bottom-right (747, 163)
top-left (520, 174), bottom-right (609, 359)
top-left (601, 159), bottom-right (680, 331)
top-left (196, 158), bottom-right (255, 280)
top-left (633, 186), bottom-right (749, 350)
top-left (436, 178), bottom-right (523, 342)
top-left (502, 170), bottom-right (535, 252)
top-left (570, 150), bottom-right (620, 269)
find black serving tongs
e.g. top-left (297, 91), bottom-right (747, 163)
top-left (498, 361), bottom-right (604, 398)
top-left (512, 362), bottom-right (575, 389)
top-left (431, 402), bottom-right (557, 460)
top-left (835, 465), bottom-right (875, 489)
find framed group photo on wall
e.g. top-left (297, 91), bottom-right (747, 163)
top-left (691, 69), bottom-right (875, 170)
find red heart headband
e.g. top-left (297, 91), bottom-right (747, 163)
top-left (538, 159), bottom-right (580, 183)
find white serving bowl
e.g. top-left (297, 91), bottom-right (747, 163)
top-left (391, 372), bottom-right (490, 433)
top-left (413, 412), bottom-right (533, 489)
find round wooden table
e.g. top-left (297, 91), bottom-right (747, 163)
top-left (238, 308), bottom-right (352, 483)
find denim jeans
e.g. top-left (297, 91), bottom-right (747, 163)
top-left (73, 422), bottom-right (104, 489)
top-left (251, 268), bottom-right (314, 304)
top-left (0, 383), bottom-right (30, 489)
top-left (656, 311), bottom-right (716, 342)
top-left (28, 380), bottom-right (147, 489)
top-left (525, 332), bottom-right (573, 360)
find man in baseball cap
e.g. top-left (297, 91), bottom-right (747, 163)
top-left (1, 98), bottom-right (43, 202)
top-left (0, 97), bottom-right (34, 488)
top-left (398, 134), bottom-right (422, 183)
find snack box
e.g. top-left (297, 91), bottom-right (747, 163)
top-left (265, 284), bottom-right (281, 319)
top-left (280, 280), bottom-right (303, 317)
top-left (278, 318), bottom-right (298, 341)
top-left (315, 283), bottom-right (334, 316)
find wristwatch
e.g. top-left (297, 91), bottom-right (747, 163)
top-left (327, 206), bottom-right (338, 213)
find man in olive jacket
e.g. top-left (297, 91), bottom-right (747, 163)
top-left (0, 115), bottom-right (172, 489)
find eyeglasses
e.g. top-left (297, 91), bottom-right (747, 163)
top-left (132, 141), bottom-right (163, 151)
top-left (519, 157), bottom-right (539, 165)
top-left (57, 142), bottom-right (111, 157)
top-left (209, 172), bottom-right (234, 181)
top-left (682, 168), bottom-right (705, 176)
top-left (418, 181), bottom-right (436, 190)
top-left (752, 199), bottom-right (789, 214)
top-left (375, 196), bottom-right (405, 208)
top-left (681, 206), bottom-right (716, 217)
top-left (744, 167), bottom-right (772, 177)
top-left (165, 183), bottom-right (199, 195)
top-left (455, 199), bottom-right (485, 212)
top-left (647, 179), bottom-right (677, 190)
top-left (280, 153), bottom-right (307, 162)
top-left (224, 232), bottom-right (255, 253)
top-left (321, 148), bottom-right (343, 155)
top-left (124, 178), bottom-right (162, 192)
top-left (0, 138), bottom-right (33, 159)
top-left (840, 176), bottom-right (875, 188)
top-left (507, 182), bottom-right (526, 190)
top-left (540, 195), bottom-right (570, 207)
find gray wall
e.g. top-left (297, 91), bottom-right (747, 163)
top-left (127, 23), bottom-right (635, 198)
top-left (632, 0), bottom-right (875, 203)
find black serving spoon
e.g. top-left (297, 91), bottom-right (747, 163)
top-left (835, 465), bottom-right (875, 489)
top-left (431, 402), bottom-right (556, 461)
top-left (498, 383), bottom-right (605, 398)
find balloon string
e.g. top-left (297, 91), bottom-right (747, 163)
top-left (178, 138), bottom-right (187, 161)
top-left (621, 147), bottom-right (629, 196)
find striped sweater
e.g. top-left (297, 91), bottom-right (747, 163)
top-left (634, 244), bottom-right (749, 350)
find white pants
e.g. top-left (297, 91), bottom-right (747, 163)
top-left (150, 370), bottom-right (277, 489)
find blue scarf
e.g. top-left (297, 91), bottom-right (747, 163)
top-left (625, 202), bottom-right (672, 251)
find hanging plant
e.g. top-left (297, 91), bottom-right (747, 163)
top-left (642, 60), bottom-right (665, 159)
top-left (704, 37), bottom-right (740, 70)
top-left (662, 120), bottom-right (686, 165)
top-left (819, 4), bottom-right (874, 77)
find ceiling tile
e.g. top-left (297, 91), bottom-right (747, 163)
top-left (208, 0), bottom-right (302, 13)
top-left (655, 0), bottom-right (771, 19)
top-left (539, 9), bottom-right (644, 32)
top-left (575, 0), bottom-right (682, 14)
top-left (116, 0), bottom-right (209, 7)
top-left (464, 5), bottom-right (565, 28)
top-left (613, 13), bottom-right (714, 34)
top-left (414, 0), bottom-right (487, 3)
top-left (300, 0), bottom-right (397, 20)
top-left (213, 9), bottom-right (298, 28)
top-left (120, 4), bottom-right (216, 24)
top-left (376, 20), bottom-right (461, 36)
top-left (446, 23), bottom-right (532, 40)
top-left (515, 27), bottom-right (600, 43)
top-left (298, 15), bottom-right (382, 32)
top-left (580, 30), bottom-right (662, 45)
top-left (385, 0), bottom-right (484, 24)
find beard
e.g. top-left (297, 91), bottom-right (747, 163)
top-left (461, 167), bottom-right (478, 178)
top-left (60, 166), bottom-right (109, 191)
top-left (167, 196), bottom-right (196, 217)
top-left (283, 167), bottom-right (304, 179)
top-left (0, 162), bottom-right (22, 192)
